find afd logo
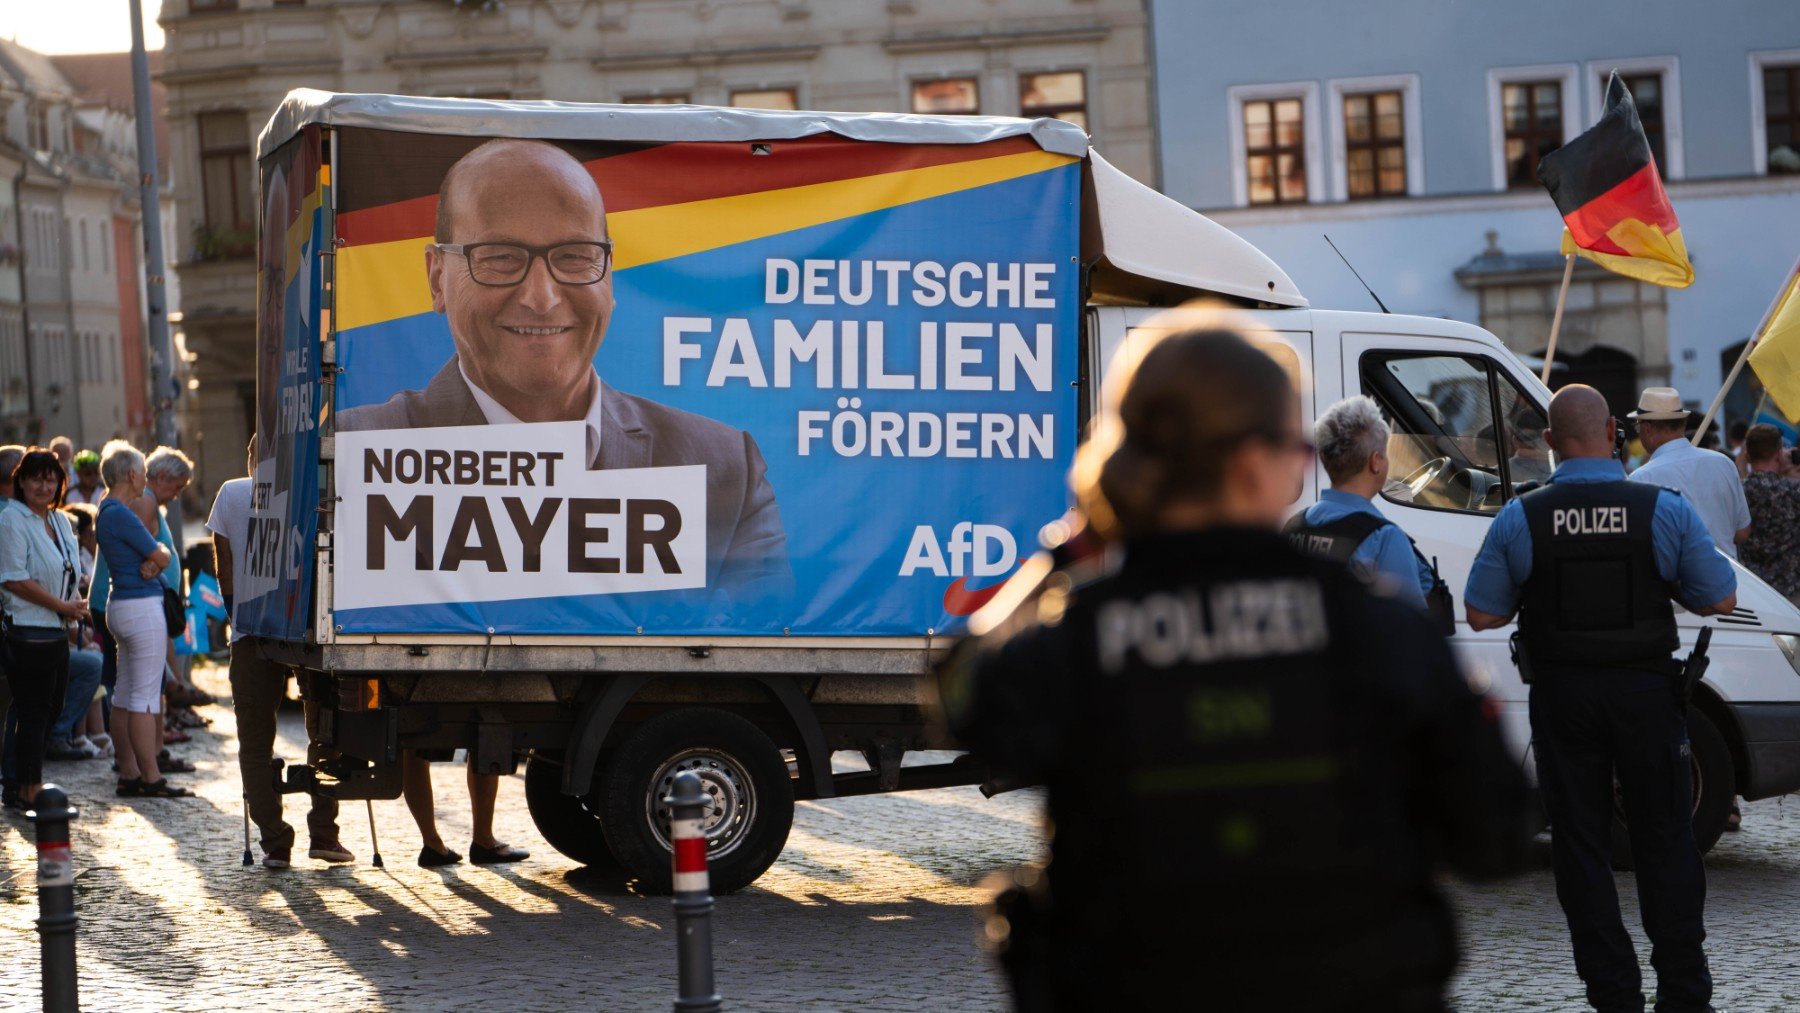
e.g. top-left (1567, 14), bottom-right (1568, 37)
top-left (900, 523), bottom-right (1019, 616)
top-left (899, 522), bottom-right (1017, 578)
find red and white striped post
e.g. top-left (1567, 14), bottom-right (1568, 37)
top-left (666, 771), bottom-right (721, 1012)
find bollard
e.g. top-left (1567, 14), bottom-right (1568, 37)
top-left (665, 771), bottom-right (721, 1013)
top-left (30, 785), bottom-right (79, 1013)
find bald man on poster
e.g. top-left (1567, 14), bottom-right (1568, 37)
top-left (336, 139), bottom-right (790, 601)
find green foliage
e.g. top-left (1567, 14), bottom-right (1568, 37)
top-left (191, 224), bottom-right (255, 263)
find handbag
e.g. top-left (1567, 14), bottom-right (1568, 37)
top-left (161, 585), bottom-right (187, 638)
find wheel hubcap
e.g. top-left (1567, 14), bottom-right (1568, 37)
top-left (646, 748), bottom-right (758, 860)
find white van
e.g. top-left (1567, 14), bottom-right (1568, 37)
top-left (1085, 175), bottom-right (1800, 855)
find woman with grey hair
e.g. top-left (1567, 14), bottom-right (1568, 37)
top-left (139, 445), bottom-right (213, 713)
top-left (96, 440), bottom-right (192, 798)
top-left (1286, 396), bottom-right (1440, 618)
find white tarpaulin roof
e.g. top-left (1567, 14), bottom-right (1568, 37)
top-left (261, 90), bottom-right (1304, 309)
top-left (1086, 152), bottom-right (1306, 308)
top-left (258, 88), bottom-right (1090, 160)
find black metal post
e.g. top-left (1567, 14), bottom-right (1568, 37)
top-left (665, 771), bottom-right (721, 1012)
top-left (31, 785), bottom-right (78, 1013)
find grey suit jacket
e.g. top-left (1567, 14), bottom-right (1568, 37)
top-left (337, 357), bottom-right (791, 601)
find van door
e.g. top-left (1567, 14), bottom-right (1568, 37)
top-left (1090, 306), bottom-right (1322, 506)
top-left (1334, 325), bottom-right (1550, 732)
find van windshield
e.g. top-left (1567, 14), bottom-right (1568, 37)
top-left (1361, 353), bottom-right (1550, 515)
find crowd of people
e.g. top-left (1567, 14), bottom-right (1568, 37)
top-left (0, 435), bottom-right (209, 809)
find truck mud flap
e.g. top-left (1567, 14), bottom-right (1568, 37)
top-left (1735, 703), bottom-right (1800, 800)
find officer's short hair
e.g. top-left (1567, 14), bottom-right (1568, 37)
top-left (1074, 324), bottom-right (1296, 538)
top-left (1315, 396), bottom-right (1390, 485)
top-left (1745, 423), bottom-right (1784, 463)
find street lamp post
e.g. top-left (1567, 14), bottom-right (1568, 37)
top-left (127, 0), bottom-right (183, 536)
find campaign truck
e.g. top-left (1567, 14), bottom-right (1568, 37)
top-left (253, 91), bottom-right (1800, 891)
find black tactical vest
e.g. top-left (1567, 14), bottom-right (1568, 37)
top-left (1052, 542), bottom-right (1378, 942)
top-left (1517, 479), bottom-right (1679, 669)
top-left (1286, 509), bottom-right (1456, 635)
top-left (1284, 510), bottom-right (1388, 563)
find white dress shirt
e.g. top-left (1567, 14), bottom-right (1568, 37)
top-left (1628, 438), bottom-right (1752, 559)
top-left (460, 362), bottom-right (605, 464)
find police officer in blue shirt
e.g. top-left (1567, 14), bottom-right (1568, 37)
top-left (1466, 385), bottom-right (1736, 1013)
top-left (1288, 395), bottom-right (1449, 627)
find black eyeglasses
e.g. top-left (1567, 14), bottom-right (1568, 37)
top-left (436, 241), bottom-right (614, 287)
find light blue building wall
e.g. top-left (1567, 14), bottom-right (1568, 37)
top-left (1148, 0), bottom-right (1800, 414)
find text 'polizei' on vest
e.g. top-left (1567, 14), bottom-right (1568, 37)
top-left (1551, 507), bottom-right (1629, 536)
top-left (1096, 579), bottom-right (1330, 675)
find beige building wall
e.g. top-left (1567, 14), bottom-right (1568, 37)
top-left (157, 0), bottom-right (1155, 491)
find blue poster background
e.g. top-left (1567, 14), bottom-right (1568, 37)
top-left (334, 158), bottom-right (1079, 636)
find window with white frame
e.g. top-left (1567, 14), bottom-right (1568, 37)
top-left (1753, 50), bottom-right (1800, 175)
top-left (1487, 65), bottom-right (1580, 191)
top-left (1229, 83), bottom-right (1322, 207)
top-left (1327, 74), bottom-right (1423, 201)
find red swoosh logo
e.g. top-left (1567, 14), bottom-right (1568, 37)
top-left (943, 577), bottom-right (1006, 616)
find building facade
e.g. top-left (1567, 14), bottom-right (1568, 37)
top-left (0, 41), bottom-right (163, 449)
top-left (1150, 0), bottom-right (1800, 421)
top-left (156, 0), bottom-right (1156, 490)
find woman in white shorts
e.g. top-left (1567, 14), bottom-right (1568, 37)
top-left (94, 441), bottom-right (192, 799)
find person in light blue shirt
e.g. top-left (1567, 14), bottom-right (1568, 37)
top-left (1464, 385), bottom-right (1734, 1012)
top-left (1625, 387), bottom-right (1751, 561)
top-left (1292, 395), bottom-right (1434, 610)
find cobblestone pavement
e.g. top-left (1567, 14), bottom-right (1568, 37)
top-left (2, 663), bottom-right (1798, 1011)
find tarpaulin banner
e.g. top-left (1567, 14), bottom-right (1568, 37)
top-left (244, 126), bottom-right (325, 641)
top-left (329, 129), bottom-right (1080, 635)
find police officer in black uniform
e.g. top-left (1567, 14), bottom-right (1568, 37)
top-left (1466, 384), bottom-right (1735, 1013)
top-left (939, 327), bottom-right (1533, 1012)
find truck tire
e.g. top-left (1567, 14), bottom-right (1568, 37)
top-left (597, 708), bottom-right (795, 895)
top-left (1610, 708), bottom-right (1734, 871)
top-left (522, 751), bottom-right (625, 875)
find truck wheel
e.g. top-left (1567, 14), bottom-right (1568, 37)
top-left (598, 708), bottom-right (794, 895)
top-left (1610, 708), bottom-right (1734, 871)
top-left (522, 751), bottom-right (625, 875)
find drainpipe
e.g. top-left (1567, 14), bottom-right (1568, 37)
top-left (13, 157), bottom-right (34, 429)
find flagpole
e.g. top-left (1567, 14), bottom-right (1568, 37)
top-left (1540, 254), bottom-right (1576, 385)
top-left (1693, 254), bottom-right (1800, 446)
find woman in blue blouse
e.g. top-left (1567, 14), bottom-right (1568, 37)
top-left (95, 441), bottom-right (192, 799)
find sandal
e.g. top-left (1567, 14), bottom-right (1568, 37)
top-left (167, 685), bottom-right (215, 707)
top-left (159, 757), bottom-right (198, 774)
top-left (116, 778), bottom-right (143, 797)
top-left (163, 726), bottom-right (192, 745)
top-left (172, 706), bottom-right (211, 729)
top-left (136, 779), bottom-right (195, 798)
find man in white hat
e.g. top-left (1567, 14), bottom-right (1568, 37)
top-left (1627, 386), bottom-right (1751, 559)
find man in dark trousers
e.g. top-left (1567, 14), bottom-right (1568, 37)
top-left (1467, 384), bottom-right (1736, 1013)
top-left (941, 327), bottom-right (1533, 1012)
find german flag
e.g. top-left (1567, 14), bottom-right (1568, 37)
top-left (1537, 73), bottom-right (1693, 288)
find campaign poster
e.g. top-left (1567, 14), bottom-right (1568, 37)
top-left (243, 127), bottom-right (324, 641)
top-left (330, 129), bottom-right (1079, 636)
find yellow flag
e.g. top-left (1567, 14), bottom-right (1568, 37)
top-left (1747, 266), bottom-right (1800, 419)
